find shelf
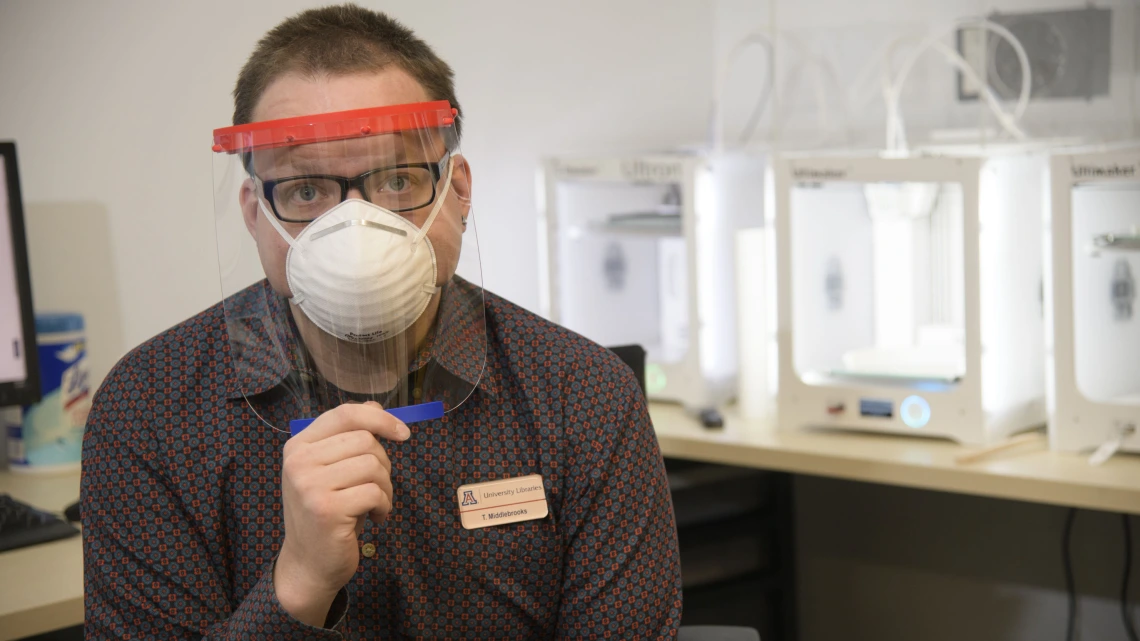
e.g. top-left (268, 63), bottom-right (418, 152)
top-left (668, 461), bottom-right (775, 529)
top-left (679, 512), bottom-right (776, 589)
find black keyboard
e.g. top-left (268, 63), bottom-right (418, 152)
top-left (0, 493), bottom-right (80, 553)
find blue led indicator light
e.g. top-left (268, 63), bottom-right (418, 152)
top-left (900, 395), bottom-right (931, 429)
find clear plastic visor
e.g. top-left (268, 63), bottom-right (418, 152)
top-left (211, 106), bottom-right (485, 433)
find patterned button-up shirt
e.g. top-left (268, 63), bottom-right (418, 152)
top-left (81, 278), bottom-right (682, 639)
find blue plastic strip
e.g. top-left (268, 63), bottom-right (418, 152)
top-left (289, 418), bottom-right (316, 436)
top-left (288, 401), bottom-right (445, 437)
top-left (387, 401), bottom-right (446, 424)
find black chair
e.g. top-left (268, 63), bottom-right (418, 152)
top-left (607, 344), bottom-right (647, 392)
top-left (678, 625), bottom-right (761, 641)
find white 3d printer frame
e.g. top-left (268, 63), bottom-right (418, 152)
top-left (538, 152), bottom-right (766, 411)
top-left (775, 152), bottom-right (1047, 445)
top-left (1047, 148), bottom-right (1140, 453)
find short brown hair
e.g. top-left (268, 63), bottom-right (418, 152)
top-left (233, 4), bottom-right (462, 139)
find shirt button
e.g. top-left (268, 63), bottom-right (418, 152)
top-left (413, 387), bottom-right (422, 400)
top-left (361, 542), bottom-right (376, 558)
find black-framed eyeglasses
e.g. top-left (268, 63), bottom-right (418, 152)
top-left (260, 152), bottom-right (451, 223)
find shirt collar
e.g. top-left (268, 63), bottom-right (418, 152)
top-left (221, 277), bottom-right (491, 402)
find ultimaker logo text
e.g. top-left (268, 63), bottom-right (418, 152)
top-left (620, 160), bottom-right (682, 182)
top-left (793, 168), bottom-right (847, 180)
top-left (1071, 164), bottom-right (1137, 179)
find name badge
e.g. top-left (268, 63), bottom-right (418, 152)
top-left (456, 474), bottom-right (548, 530)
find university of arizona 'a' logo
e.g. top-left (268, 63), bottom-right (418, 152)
top-left (461, 490), bottom-right (478, 507)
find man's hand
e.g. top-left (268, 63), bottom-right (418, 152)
top-left (274, 402), bottom-right (410, 627)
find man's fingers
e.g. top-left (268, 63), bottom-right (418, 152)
top-left (291, 403), bottom-right (410, 444)
top-left (308, 430), bottom-right (392, 469)
top-left (337, 483), bottom-right (391, 520)
top-left (321, 453), bottom-right (392, 493)
top-left (282, 401), bottom-right (398, 543)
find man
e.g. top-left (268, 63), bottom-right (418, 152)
top-left (82, 4), bottom-right (682, 639)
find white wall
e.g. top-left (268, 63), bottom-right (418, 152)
top-left (714, 0), bottom-right (1140, 148)
top-left (0, 0), bottom-right (715, 383)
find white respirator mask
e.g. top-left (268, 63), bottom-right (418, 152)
top-left (258, 158), bottom-right (455, 343)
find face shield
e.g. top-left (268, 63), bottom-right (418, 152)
top-left (211, 100), bottom-right (485, 434)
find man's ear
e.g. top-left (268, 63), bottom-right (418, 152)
top-left (239, 177), bottom-right (259, 238)
top-left (449, 154), bottom-right (473, 217)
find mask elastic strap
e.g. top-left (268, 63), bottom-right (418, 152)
top-left (412, 157), bottom-right (455, 246)
top-left (258, 197), bottom-right (303, 252)
top-left (256, 196), bottom-right (310, 304)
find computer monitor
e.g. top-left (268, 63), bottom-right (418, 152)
top-left (0, 141), bottom-right (41, 407)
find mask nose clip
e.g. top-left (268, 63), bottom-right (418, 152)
top-left (309, 218), bottom-right (411, 242)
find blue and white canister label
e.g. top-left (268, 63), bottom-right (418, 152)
top-left (15, 325), bottom-right (90, 470)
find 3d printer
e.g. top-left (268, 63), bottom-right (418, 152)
top-left (1047, 147), bottom-right (1140, 454)
top-left (538, 152), bottom-right (766, 412)
top-left (774, 151), bottom-right (1048, 444)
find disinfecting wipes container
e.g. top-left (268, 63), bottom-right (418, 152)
top-left (1, 407), bottom-right (20, 469)
top-left (8, 313), bottom-right (90, 473)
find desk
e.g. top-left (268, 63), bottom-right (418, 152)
top-left (3, 408), bottom-right (1140, 639)
top-left (0, 469), bottom-right (83, 641)
top-left (651, 403), bottom-right (1140, 516)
